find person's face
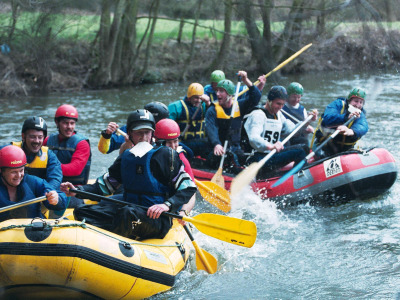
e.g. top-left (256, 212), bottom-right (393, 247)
top-left (22, 129), bottom-right (44, 154)
top-left (129, 129), bottom-right (153, 144)
top-left (211, 82), bottom-right (218, 90)
top-left (188, 95), bottom-right (201, 107)
top-left (288, 94), bottom-right (301, 106)
top-left (56, 118), bottom-right (76, 138)
top-left (216, 88), bottom-right (231, 107)
top-left (165, 138), bottom-right (179, 150)
top-left (349, 97), bottom-right (364, 109)
top-left (266, 99), bottom-right (285, 115)
top-left (1, 167), bottom-right (24, 187)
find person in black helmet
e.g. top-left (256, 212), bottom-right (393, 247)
top-left (66, 109), bottom-right (197, 240)
top-left (5, 116), bottom-right (63, 190)
top-left (98, 101), bottom-right (169, 154)
top-left (241, 86), bottom-right (317, 177)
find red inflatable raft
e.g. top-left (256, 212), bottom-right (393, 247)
top-left (192, 148), bottom-right (397, 207)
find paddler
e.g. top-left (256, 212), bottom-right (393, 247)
top-left (0, 145), bottom-right (67, 221)
top-left (8, 116), bottom-right (62, 190)
top-left (204, 70), bottom-right (261, 173)
top-left (241, 85), bottom-right (318, 177)
top-left (98, 101), bottom-right (169, 154)
top-left (168, 82), bottom-right (211, 157)
top-left (313, 87), bottom-right (368, 157)
top-left (63, 109), bottom-right (197, 240)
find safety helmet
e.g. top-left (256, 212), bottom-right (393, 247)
top-left (348, 87), bottom-right (366, 101)
top-left (22, 116), bottom-right (47, 137)
top-left (0, 145), bottom-right (27, 168)
top-left (268, 86), bottom-right (288, 101)
top-left (217, 79), bottom-right (235, 95)
top-left (144, 101), bottom-right (169, 123)
top-left (210, 70), bottom-right (225, 83)
top-left (187, 83), bottom-right (204, 99)
top-left (126, 109), bottom-right (155, 132)
top-left (287, 82), bottom-right (304, 96)
top-left (154, 119), bottom-right (180, 140)
top-left (55, 104), bottom-right (79, 121)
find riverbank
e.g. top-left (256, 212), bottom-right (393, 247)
top-left (0, 28), bottom-right (399, 97)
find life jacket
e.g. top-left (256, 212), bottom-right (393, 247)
top-left (314, 98), bottom-right (358, 151)
top-left (214, 101), bottom-right (241, 146)
top-left (121, 146), bottom-right (171, 207)
top-left (241, 107), bottom-right (282, 153)
top-left (11, 141), bottom-right (48, 179)
top-left (176, 98), bottom-right (206, 140)
top-left (47, 132), bottom-right (91, 185)
top-left (282, 104), bottom-right (308, 145)
top-left (204, 84), bottom-right (217, 103)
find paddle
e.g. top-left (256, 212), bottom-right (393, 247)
top-left (71, 189), bottom-right (257, 248)
top-left (195, 179), bottom-right (231, 213)
top-left (281, 109), bottom-right (301, 123)
top-left (237, 43), bottom-right (313, 98)
top-left (211, 76), bottom-right (242, 188)
top-left (272, 115), bottom-right (357, 188)
top-left (0, 196), bottom-right (47, 214)
top-left (183, 224), bottom-right (218, 274)
top-left (116, 126), bottom-right (231, 212)
top-left (230, 115), bottom-right (313, 197)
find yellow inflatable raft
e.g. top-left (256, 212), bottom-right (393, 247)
top-left (0, 217), bottom-right (190, 299)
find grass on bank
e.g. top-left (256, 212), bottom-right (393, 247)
top-left (1, 11), bottom-right (400, 44)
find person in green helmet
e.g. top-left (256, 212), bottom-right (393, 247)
top-left (314, 87), bottom-right (368, 157)
top-left (204, 70), bottom-right (261, 172)
top-left (282, 82), bottom-right (317, 147)
top-left (204, 70), bottom-right (266, 103)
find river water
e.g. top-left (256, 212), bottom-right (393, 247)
top-left (1, 71), bottom-right (399, 299)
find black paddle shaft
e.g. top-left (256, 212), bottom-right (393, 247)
top-left (70, 189), bottom-right (183, 220)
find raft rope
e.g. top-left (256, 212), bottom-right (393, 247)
top-left (0, 218), bottom-right (186, 249)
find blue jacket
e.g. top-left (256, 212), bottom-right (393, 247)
top-left (104, 125), bottom-right (127, 154)
top-left (0, 174), bottom-right (67, 221)
top-left (317, 98), bottom-right (368, 150)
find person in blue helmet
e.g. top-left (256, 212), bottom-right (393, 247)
top-left (241, 86), bottom-right (317, 177)
top-left (98, 101), bottom-right (170, 154)
top-left (314, 87), bottom-right (368, 157)
top-left (0, 145), bottom-right (67, 221)
top-left (8, 116), bottom-right (62, 190)
top-left (69, 109), bottom-right (197, 240)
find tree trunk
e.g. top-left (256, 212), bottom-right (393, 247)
top-left (316, 0), bottom-right (326, 35)
top-left (181, 0), bottom-right (203, 81)
top-left (208, 0), bottom-right (232, 73)
top-left (242, 0), bottom-right (273, 73)
top-left (8, 0), bottom-right (19, 43)
top-left (138, 0), bottom-right (160, 81)
top-left (177, 17), bottom-right (185, 43)
top-left (88, 0), bottom-right (126, 87)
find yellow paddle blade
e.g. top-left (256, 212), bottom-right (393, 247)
top-left (184, 213), bottom-right (257, 248)
top-left (196, 179), bottom-right (231, 213)
top-left (230, 161), bottom-right (260, 197)
top-left (192, 240), bottom-right (218, 274)
top-left (211, 168), bottom-right (225, 188)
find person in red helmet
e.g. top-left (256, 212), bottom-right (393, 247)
top-left (0, 145), bottom-right (67, 221)
top-left (154, 119), bottom-right (196, 225)
top-left (44, 104), bottom-right (92, 187)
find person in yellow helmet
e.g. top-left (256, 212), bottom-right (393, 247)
top-left (168, 82), bottom-right (211, 157)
